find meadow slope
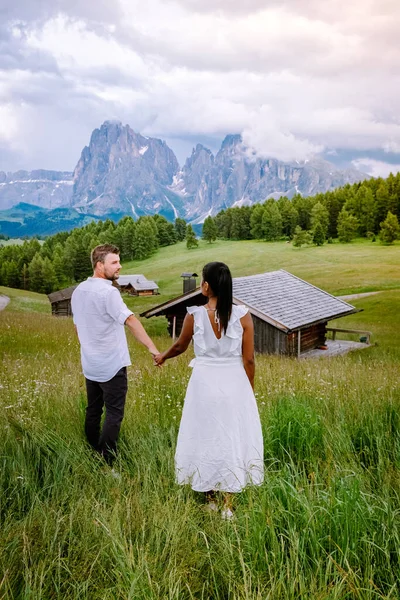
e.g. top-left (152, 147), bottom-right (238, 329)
top-left (0, 240), bottom-right (399, 599)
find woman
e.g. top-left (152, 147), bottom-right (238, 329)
top-left (155, 262), bottom-right (264, 518)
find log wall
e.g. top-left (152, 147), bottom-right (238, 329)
top-left (163, 307), bottom-right (327, 356)
top-left (51, 299), bottom-right (72, 317)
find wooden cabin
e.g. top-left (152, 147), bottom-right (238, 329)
top-left (140, 270), bottom-right (360, 357)
top-left (116, 274), bottom-right (159, 296)
top-left (47, 286), bottom-right (77, 317)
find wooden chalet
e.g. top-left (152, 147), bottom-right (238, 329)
top-left (116, 274), bottom-right (159, 296)
top-left (140, 270), bottom-right (361, 357)
top-left (48, 286), bottom-right (77, 317)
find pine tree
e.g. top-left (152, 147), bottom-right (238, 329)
top-left (6, 260), bottom-right (20, 289)
top-left (133, 220), bottom-right (157, 259)
top-left (250, 204), bottom-right (265, 239)
top-left (0, 262), bottom-right (9, 287)
top-left (311, 202), bottom-right (329, 237)
top-left (215, 210), bottom-right (232, 239)
top-left (202, 216), bottom-right (218, 243)
top-left (380, 211), bottom-right (400, 245)
top-left (292, 195), bottom-right (313, 230)
top-left (337, 209), bottom-right (359, 243)
top-left (29, 253), bottom-right (45, 292)
top-left (359, 187), bottom-right (377, 235)
top-left (278, 198), bottom-right (299, 238)
top-left (375, 181), bottom-right (391, 225)
top-left (52, 243), bottom-right (66, 287)
top-left (154, 216), bottom-right (177, 246)
top-left (230, 207), bottom-right (251, 240)
top-left (143, 217), bottom-right (159, 250)
top-left (175, 218), bottom-right (187, 241)
top-left (73, 240), bottom-right (92, 282)
top-left (262, 202), bottom-right (283, 241)
top-left (312, 221), bottom-right (325, 246)
top-left (121, 220), bottom-right (136, 260)
top-left (41, 257), bottom-right (58, 293)
top-left (292, 226), bottom-right (312, 248)
top-left (20, 263), bottom-right (29, 290)
top-left (186, 225), bottom-right (198, 249)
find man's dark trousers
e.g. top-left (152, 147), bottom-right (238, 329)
top-left (84, 367), bottom-right (128, 465)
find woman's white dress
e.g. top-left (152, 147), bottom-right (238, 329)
top-left (175, 305), bottom-right (264, 492)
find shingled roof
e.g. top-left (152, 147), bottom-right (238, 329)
top-left (117, 274), bottom-right (158, 291)
top-left (141, 269), bottom-right (357, 331)
top-left (48, 285), bottom-right (77, 303)
top-left (232, 270), bottom-right (356, 331)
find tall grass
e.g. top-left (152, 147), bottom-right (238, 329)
top-left (1, 273), bottom-right (400, 597)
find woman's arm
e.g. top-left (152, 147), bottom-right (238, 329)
top-left (154, 313), bottom-right (194, 365)
top-left (241, 312), bottom-right (255, 389)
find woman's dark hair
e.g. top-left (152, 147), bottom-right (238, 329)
top-left (202, 262), bottom-right (233, 333)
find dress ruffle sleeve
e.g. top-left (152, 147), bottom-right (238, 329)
top-left (225, 305), bottom-right (248, 353)
top-left (186, 306), bottom-right (207, 354)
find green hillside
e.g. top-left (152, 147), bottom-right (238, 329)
top-left (121, 238), bottom-right (399, 310)
top-left (1, 240), bottom-right (400, 598)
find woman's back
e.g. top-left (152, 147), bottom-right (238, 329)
top-left (187, 304), bottom-right (248, 359)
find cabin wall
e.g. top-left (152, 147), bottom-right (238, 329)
top-left (253, 317), bottom-right (289, 355)
top-left (253, 318), bottom-right (327, 356)
top-left (287, 323), bottom-right (327, 355)
top-left (162, 307), bottom-right (327, 356)
top-left (166, 311), bottom-right (187, 337)
top-left (119, 286), bottom-right (158, 296)
top-left (299, 323), bottom-right (326, 353)
top-left (52, 299), bottom-right (72, 317)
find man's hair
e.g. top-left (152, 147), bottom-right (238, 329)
top-left (91, 244), bottom-right (120, 269)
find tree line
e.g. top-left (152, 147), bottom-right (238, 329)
top-left (0, 215), bottom-right (188, 294)
top-left (1, 172), bottom-right (399, 292)
top-left (201, 172), bottom-right (400, 246)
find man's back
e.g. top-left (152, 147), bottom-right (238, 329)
top-left (71, 277), bottom-right (133, 382)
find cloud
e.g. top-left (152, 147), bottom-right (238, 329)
top-left (352, 158), bottom-right (400, 178)
top-left (0, 0), bottom-right (121, 26)
top-left (165, 0), bottom-right (274, 16)
top-left (0, 0), bottom-right (399, 171)
top-left (242, 106), bottom-right (322, 162)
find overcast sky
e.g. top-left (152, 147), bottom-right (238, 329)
top-left (1, 0), bottom-right (400, 176)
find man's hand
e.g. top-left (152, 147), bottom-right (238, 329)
top-left (154, 353), bottom-right (165, 366)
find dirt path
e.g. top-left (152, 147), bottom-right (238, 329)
top-left (338, 291), bottom-right (382, 301)
top-left (0, 295), bottom-right (10, 311)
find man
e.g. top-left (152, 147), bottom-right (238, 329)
top-left (71, 244), bottom-right (159, 466)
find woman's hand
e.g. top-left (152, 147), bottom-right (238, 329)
top-left (153, 353), bottom-right (166, 366)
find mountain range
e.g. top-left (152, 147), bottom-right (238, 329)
top-left (0, 120), bottom-right (369, 236)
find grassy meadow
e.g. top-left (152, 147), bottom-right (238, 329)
top-left (0, 239), bottom-right (400, 599)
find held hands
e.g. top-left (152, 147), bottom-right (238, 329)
top-left (148, 348), bottom-right (165, 367)
top-left (153, 353), bottom-right (166, 367)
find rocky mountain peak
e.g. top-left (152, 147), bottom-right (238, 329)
top-left (0, 122), bottom-right (370, 226)
top-left (219, 134), bottom-right (243, 155)
top-left (71, 122), bottom-right (180, 217)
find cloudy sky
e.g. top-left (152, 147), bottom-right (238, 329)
top-left (1, 0), bottom-right (400, 176)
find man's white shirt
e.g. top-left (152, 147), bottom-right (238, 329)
top-left (71, 277), bottom-right (133, 382)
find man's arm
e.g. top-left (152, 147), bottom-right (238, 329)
top-left (125, 314), bottom-right (159, 356)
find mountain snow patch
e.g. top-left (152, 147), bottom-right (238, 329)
top-left (163, 195), bottom-right (178, 219)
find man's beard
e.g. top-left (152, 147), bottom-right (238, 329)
top-left (105, 271), bottom-right (120, 281)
